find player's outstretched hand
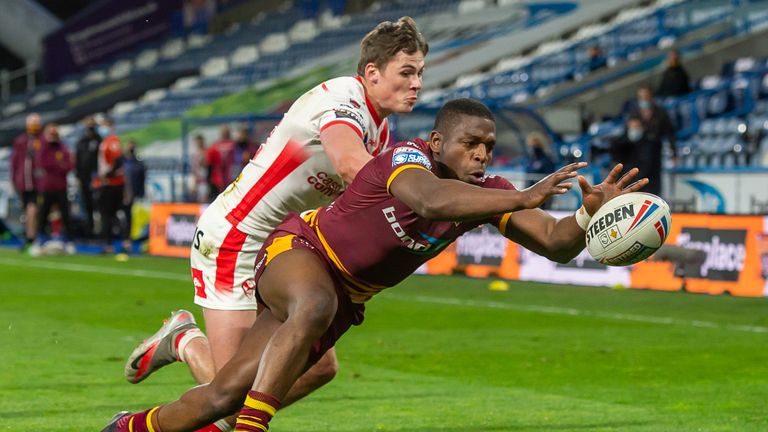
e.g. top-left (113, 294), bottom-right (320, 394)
top-left (521, 162), bottom-right (587, 209)
top-left (579, 163), bottom-right (649, 215)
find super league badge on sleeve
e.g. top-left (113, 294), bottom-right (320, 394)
top-left (392, 147), bottom-right (432, 169)
top-left (333, 107), bottom-right (366, 131)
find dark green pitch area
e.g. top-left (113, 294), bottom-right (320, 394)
top-left (1, 248), bottom-right (767, 431)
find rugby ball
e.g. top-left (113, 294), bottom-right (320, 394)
top-left (585, 192), bottom-right (671, 266)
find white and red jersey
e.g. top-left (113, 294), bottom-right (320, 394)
top-left (211, 75), bottom-right (390, 242)
top-left (193, 76), bottom-right (390, 310)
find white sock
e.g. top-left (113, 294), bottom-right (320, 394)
top-left (176, 327), bottom-right (207, 363)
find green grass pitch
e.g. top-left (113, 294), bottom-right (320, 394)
top-left (1, 248), bottom-right (767, 431)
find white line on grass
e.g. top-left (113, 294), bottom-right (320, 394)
top-left (386, 294), bottom-right (768, 334)
top-left (0, 257), bottom-right (188, 282)
top-left (3, 256), bottom-right (765, 334)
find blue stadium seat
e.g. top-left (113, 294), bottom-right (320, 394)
top-left (706, 91), bottom-right (729, 117)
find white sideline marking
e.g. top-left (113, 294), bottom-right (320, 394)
top-left (0, 257), bottom-right (188, 282)
top-left (386, 294), bottom-right (768, 334)
top-left (2, 256), bottom-right (765, 334)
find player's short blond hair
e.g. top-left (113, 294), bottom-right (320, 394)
top-left (357, 16), bottom-right (428, 76)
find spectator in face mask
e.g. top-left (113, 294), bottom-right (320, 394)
top-left (625, 86), bottom-right (677, 196)
top-left (611, 116), bottom-right (668, 196)
top-left (93, 117), bottom-right (126, 252)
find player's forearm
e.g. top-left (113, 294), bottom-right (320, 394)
top-left (413, 178), bottom-right (533, 221)
top-left (336, 153), bottom-right (372, 184)
top-left (544, 215), bottom-right (587, 263)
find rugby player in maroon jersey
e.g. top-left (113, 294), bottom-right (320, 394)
top-left (103, 99), bottom-right (646, 432)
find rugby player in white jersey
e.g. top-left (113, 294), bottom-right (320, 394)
top-left (121, 16), bottom-right (427, 432)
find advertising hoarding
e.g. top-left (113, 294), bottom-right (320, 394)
top-left (149, 203), bottom-right (204, 258)
top-left (424, 212), bottom-right (768, 297)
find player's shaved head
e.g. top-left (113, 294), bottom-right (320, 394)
top-left (433, 98), bottom-right (495, 136)
top-left (357, 16), bottom-right (428, 76)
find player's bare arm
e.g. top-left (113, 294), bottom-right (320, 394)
top-left (503, 163), bottom-right (649, 263)
top-left (320, 124), bottom-right (373, 184)
top-left (388, 162), bottom-right (584, 221)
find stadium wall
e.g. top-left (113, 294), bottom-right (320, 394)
top-left (665, 172), bottom-right (768, 214)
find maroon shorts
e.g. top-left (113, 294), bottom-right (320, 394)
top-left (253, 212), bottom-right (365, 366)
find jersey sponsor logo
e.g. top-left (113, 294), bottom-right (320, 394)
top-left (254, 254), bottom-right (267, 274)
top-left (307, 171), bottom-right (343, 197)
top-left (382, 206), bottom-right (450, 254)
top-left (333, 108), bottom-right (365, 130)
top-left (392, 147), bottom-right (432, 169)
top-left (349, 98), bottom-right (361, 108)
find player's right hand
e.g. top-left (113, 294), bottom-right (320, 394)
top-left (521, 162), bottom-right (586, 209)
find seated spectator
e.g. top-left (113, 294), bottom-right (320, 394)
top-left (587, 45), bottom-right (607, 72)
top-left (656, 50), bottom-right (691, 97)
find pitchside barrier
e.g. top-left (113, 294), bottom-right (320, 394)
top-left (149, 203), bottom-right (768, 297)
top-left (417, 212), bottom-right (768, 298)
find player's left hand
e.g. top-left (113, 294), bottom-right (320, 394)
top-left (578, 163), bottom-right (648, 215)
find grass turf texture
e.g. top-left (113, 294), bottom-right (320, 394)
top-left (0, 248), bottom-right (767, 431)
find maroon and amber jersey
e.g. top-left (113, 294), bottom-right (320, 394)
top-left (308, 138), bottom-right (517, 302)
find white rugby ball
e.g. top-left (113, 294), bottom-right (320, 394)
top-left (585, 192), bottom-right (671, 266)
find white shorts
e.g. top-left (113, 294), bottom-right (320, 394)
top-left (190, 203), bottom-right (265, 311)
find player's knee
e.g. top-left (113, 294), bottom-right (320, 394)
top-left (294, 293), bottom-right (337, 336)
